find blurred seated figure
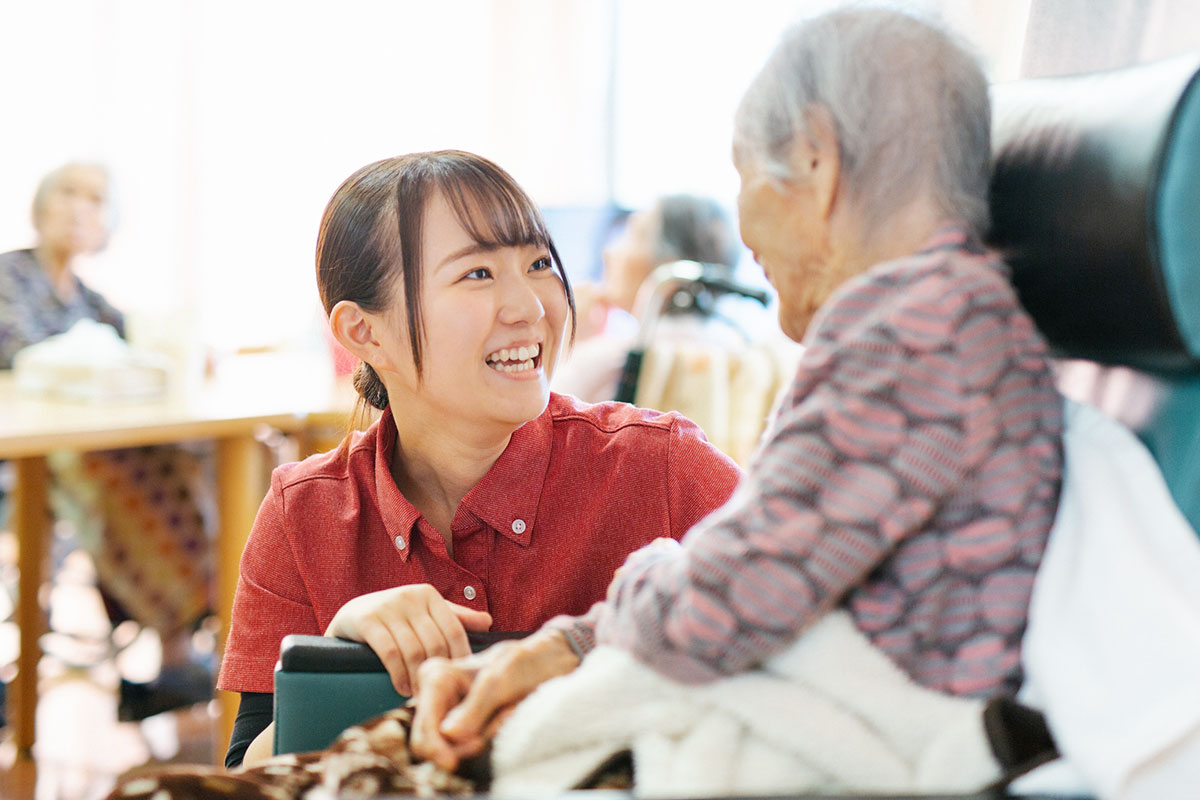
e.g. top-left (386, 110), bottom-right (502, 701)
top-left (552, 194), bottom-right (743, 402)
top-left (553, 195), bottom-right (792, 463)
top-left (0, 162), bottom-right (214, 723)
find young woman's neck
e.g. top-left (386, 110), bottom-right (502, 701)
top-left (388, 413), bottom-right (512, 554)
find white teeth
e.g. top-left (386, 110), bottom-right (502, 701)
top-left (486, 343), bottom-right (541, 365)
top-left (492, 359), bottom-right (536, 373)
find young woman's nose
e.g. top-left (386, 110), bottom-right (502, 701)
top-left (497, 273), bottom-right (545, 325)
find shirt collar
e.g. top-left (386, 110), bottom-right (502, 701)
top-left (915, 220), bottom-right (986, 257)
top-left (374, 407), bottom-right (421, 562)
top-left (458, 402), bottom-right (554, 547)
top-left (372, 402), bottom-right (555, 557)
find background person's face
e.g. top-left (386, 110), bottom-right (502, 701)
top-left (35, 165), bottom-right (110, 257)
top-left (601, 207), bottom-right (660, 313)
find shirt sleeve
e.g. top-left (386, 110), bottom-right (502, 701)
top-left (546, 406), bottom-right (744, 658)
top-left (577, 267), bottom-right (1001, 683)
top-left (217, 470), bottom-right (321, 693)
top-left (665, 414), bottom-right (743, 538)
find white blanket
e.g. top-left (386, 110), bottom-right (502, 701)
top-left (1016, 400), bottom-right (1200, 799)
top-left (490, 609), bottom-right (1000, 798)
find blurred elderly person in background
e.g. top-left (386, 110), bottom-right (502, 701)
top-left (408, 6), bottom-right (1064, 792)
top-left (552, 193), bottom-right (743, 403)
top-left (0, 162), bottom-right (123, 367)
top-left (0, 162), bottom-right (214, 723)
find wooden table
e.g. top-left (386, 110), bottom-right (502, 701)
top-left (0, 357), bottom-right (357, 762)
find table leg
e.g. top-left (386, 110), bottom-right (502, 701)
top-left (11, 457), bottom-right (50, 759)
top-left (213, 435), bottom-right (265, 763)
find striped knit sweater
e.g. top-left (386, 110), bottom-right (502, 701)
top-left (549, 224), bottom-right (1064, 699)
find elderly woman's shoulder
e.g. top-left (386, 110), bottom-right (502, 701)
top-left (810, 249), bottom-right (1028, 353)
top-left (856, 248), bottom-right (1021, 317)
top-left (0, 248), bottom-right (35, 275)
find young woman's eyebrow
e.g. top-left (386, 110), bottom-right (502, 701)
top-left (436, 242), bottom-right (495, 272)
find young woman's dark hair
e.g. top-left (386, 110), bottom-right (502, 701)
top-left (316, 150), bottom-right (576, 411)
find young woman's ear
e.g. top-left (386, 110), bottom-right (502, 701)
top-left (329, 300), bottom-right (384, 366)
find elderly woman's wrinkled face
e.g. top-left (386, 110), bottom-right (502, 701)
top-left (734, 150), bottom-right (830, 342)
top-left (35, 165), bottom-right (110, 257)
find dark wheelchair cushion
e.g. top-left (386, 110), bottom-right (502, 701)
top-left (988, 51), bottom-right (1200, 373)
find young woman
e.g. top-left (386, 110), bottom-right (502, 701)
top-left (216, 151), bottom-right (742, 766)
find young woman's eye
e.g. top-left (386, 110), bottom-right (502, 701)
top-left (530, 257), bottom-right (553, 272)
top-left (464, 267), bottom-right (492, 281)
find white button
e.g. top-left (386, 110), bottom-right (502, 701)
top-left (511, 519), bottom-right (527, 534)
top-left (394, 535), bottom-right (406, 550)
top-left (463, 585), bottom-right (477, 601)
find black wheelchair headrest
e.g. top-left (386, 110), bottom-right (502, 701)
top-left (987, 52), bottom-right (1200, 373)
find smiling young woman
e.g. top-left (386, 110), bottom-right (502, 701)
top-left (216, 150), bottom-right (743, 767)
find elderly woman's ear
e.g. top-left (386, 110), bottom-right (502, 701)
top-left (789, 105), bottom-right (841, 222)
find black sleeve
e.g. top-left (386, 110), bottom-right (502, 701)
top-left (225, 691), bottom-right (274, 769)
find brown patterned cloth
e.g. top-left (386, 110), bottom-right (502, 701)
top-left (105, 708), bottom-right (475, 800)
top-left (50, 444), bottom-right (211, 635)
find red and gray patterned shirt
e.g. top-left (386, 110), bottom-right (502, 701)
top-left (550, 224), bottom-right (1064, 698)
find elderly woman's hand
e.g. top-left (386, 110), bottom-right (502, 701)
top-left (325, 584), bottom-right (493, 696)
top-left (410, 628), bottom-right (581, 771)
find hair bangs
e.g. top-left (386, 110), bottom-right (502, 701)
top-left (435, 163), bottom-right (550, 253)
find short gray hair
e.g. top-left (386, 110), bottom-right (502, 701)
top-left (653, 194), bottom-right (740, 272)
top-left (733, 7), bottom-right (991, 233)
top-left (31, 161), bottom-right (117, 232)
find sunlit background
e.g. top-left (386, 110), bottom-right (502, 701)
top-left (1, 0), bottom-right (1194, 368)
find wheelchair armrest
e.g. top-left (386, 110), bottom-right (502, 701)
top-left (273, 630), bottom-right (529, 755)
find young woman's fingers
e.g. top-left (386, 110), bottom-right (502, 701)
top-left (421, 597), bottom-right (472, 660)
top-left (360, 616), bottom-right (424, 697)
top-left (446, 600), bottom-right (493, 633)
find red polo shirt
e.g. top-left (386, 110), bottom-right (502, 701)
top-left (217, 393), bottom-right (742, 693)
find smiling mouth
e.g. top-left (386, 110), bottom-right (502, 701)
top-left (485, 343), bottom-right (543, 374)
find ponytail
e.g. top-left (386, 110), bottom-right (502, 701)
top-left (352, 362), bottom-right (389, 410)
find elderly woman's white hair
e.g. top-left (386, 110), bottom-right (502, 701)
top-left (31, 160), bottom-right (119, 241)
top-left (733, 7), bottom-right (991, 234)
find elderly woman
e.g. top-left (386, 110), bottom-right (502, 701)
top-left (0, 163), bottom-right (214, 723)
top-left (409, 5), bottom-right (1064, 782)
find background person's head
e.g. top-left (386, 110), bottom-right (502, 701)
top-left (32, 161), bottom-right (113, 265)
top-left (731, 7), bottom-right (990, 339)
top-left (601, 194), bottom-right (740, 315)
top-left (315, 150), bottom-right (576, 417)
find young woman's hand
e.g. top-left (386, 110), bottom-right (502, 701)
top-left (325, 584), bottom-right (493, 696)
top-left (410, 628), bottom-right (580, 771)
